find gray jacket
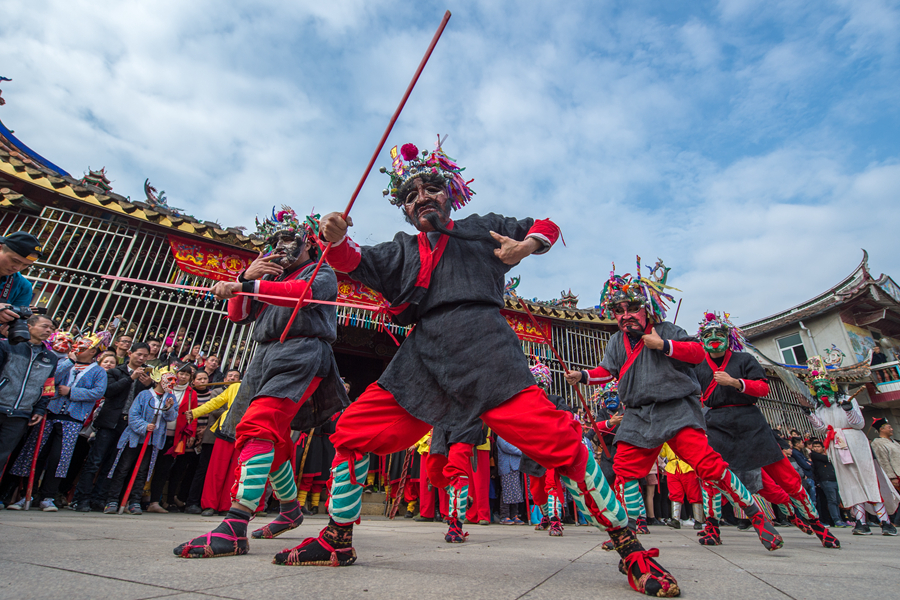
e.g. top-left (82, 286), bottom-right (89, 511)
top-left (0, 340), bottom-right (58, 419)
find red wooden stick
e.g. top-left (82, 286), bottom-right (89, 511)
top-left (515, 297), bottom-right (610, 458)
top-left (279, 10), bottom-right (453, 343)
top-left (118, 430), bottom-right (152, 514)
top-left (23, 418), bottom-right (47, 510)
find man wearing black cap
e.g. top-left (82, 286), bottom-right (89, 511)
top-left (0, 231), bottom-right (42, 325)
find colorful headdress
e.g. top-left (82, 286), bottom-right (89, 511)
top-left (599, 381), bottom-right (620, 411)
top-left (149, 366), bottom-right (178, 393)
top-left (73, 330), bottom-right (112, 354)
top-left (697, 311), bottom-right (745, 352)
top-left (254, 206), bottom-right (317, 244)
top-left (381, 136), bottom-right (474, 210)
top-left (598, 256), bottom-right (678, 322)
top-left (49, 331), bottom-right (75, 354)
top-left (804, 355), bottom-right (838, 396)
top-left (530, 359), bottom-right (552, 388)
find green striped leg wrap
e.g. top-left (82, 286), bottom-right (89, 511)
top-left (548, 494), bottom-right (561, 520)
top-left (235, 449), bottom-right (275, 511)
top-left (623, 480), bottom-right (646, 517)
top-left (710, 469), bottom-right (757, 513)
top-left (790, 490), bottom-right (819, 520)
top-left (329, 455), bottom-right (369, 525)
top-left (269, 461), bottom-right (297, 502)
top-left (701, 484), bottom-right (722, 520)
top-left (776, 503), bottom-right (796, 519)
top-left (446, 478), bottom-right (469, 521)
top-left (539, 503), bottom-right (549, 517)
top-left (561, 453), bottom-right (627, 531)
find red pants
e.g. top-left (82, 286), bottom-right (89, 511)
top-left (298, 474), bottom-right (325, 494)
top-left (422, 445), bottom-right (490, 523)
top-left (467, 448), bottom-right (491, 523)
top-left (331, 382), bottom-right (588, 483)
top-left (614, 428), bottom-right (729, 485)
top-left (529, 469), bottom-right (563, 506)
top-left (418, 458), bottom-right (437, 518)
top-left (234, 378), bottom-right (322, 469)
top-left (404, 479), bottom-right (419, 504)
top-left (202, 438), bottom-right (239, 512)
top-left (667, 470), bottom-right (702, 504)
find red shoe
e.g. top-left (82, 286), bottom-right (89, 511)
top-left (809, 519), bottom-right (841, 549)
top-left (787, 514), bottom-right (814, 536)
top-left (548, 517), bottom-right (564, 537)
top-left (750, 512), bottom-right (783, 551)
top-left (445, 518), bottom-right (468, 543)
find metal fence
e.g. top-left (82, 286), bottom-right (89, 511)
top-left (759, 376), bottom-right (815, 437)
top-left (1, 206), bottom-right (256, 371)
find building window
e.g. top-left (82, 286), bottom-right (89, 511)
top-left (777, 333), bottom-right (808, 365)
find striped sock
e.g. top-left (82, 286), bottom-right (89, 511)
top-left (329, 455), bottom-right (369, 525)
top-left (446, 478), bottom-right (469, 522)
top-left (561, 453), bottom-right (627, 531)
top-left (297, 490), bottom-right (308, 505)
top-left (269, 461), bottom-right (297, 502)
top-left (623, 480), bottom-right (645, 517)
top-left (701, 483), bottom-right (723, 520)
top-left (710, 469), bottom-right (757, 515)
top-left (790, 491), bottom-right (819, 521)
top-left (234, 446), bottom-right (275, 512)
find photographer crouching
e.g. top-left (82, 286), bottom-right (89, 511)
top-left (0, 313), bottom-right (57, 486)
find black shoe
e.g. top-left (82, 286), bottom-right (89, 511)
top-left (881, 521), bottom-right (898, 536)
top-left (185, 505), bottom-right (202, 515)
top-left (736, 519), bottom-right (752, 531)
top-left (76, 502), bottom-right (92, 513)
top-left (404, 509), bottom-right (414, 519)
top-left (664, 518), bottom-right (681, 529)
top-left (646, 518), bottom-right (664, 526)
top-left (693, 520), bottom-right (704, 530)
top-left (852, 520), bottom-right (872, 535)
top-left (413, 515), bottom-right (434, 522)
top-left (301, 506), bottom-right (313, 516)
top-left (310, 506), bottom-right (319, 515)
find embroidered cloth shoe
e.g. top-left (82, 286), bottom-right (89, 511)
top-left (750, 512), bottom-right (783, 551)
top-left (548, 517), bottom-right (564, 537)
top-left (535, 515), bottom-right (550, 531)
top-left (273, 521), bottom-right (356, 566)
top-left (609, 527), bottom-right (680, 597)
top-left (635, 516), bottom-right (650, 534)
top-left (445, 518), bottom-right (468, 543)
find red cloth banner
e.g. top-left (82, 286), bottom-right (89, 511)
top-left (168, 235), bottom-right (256, 282)
top-left (337, 273), bottom-right (387, 307)
top-left (502, 309), bottom-right (552, 344)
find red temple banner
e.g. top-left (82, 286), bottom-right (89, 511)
top-left (502, 309), bottom-right (552, 344)
top-left (168, 235), bottom-right (256, 282)
top-left (336, 273), bottom-right (387, 306)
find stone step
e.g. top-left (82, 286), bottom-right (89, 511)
top-left (361, 491), bottom-right (389, 516)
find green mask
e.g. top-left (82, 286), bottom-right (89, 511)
top-left (701, 327), bottom-right (729, 353)
top-left (812, 380), bottom-right (837, 406)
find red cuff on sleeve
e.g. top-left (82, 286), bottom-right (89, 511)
top-left (526, 219), bottom-right (560, 247)
top-left (585, 365), bottom-right (614, 385)
top-left (227, 295), bottom-right (253, 323)
top-left (741, 379), bottom-right (769, 397)
top-left (256, 278), bottom-right (313, 308)
top-left (324, 236), bottom-right (362, 273)
top-left (667, 340), bottom-right (706, 365)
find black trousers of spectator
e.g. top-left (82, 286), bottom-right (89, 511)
top-left (0, 415), bottom-right (29, 477)
top-left (149, 436), bottom-right (176, 503)
top-left (171, 451), bottom-right (200, 504)
top-left (819, 480), bottom-right (842, 525)
top-left (106, 445), bottom-right (152, 506)
top-left (73, 428), bottom-right (121, 506)
top-left (60, 436), bottom-right (91, 496)
top-left (36, 422), bottom-right (68, 500)
top-left (186, 443), bottom-right (214, 507)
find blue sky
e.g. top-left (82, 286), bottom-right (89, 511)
top-left (2, 0), bottom-right (898, 326)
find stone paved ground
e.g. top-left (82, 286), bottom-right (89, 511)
top-left (0, 511), bottom-right (895, 600)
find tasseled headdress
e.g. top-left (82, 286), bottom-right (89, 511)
top-left (697, 311), bottom-right (745, 352)
top-left (73, 330), bottom-right (112, 353)
top-left (530, 359), bottom-right (552, 388)
top-left (598, 256), bottom-right (678, 322)
top-left (381, 135), bottom-right (474, 210)
top-left (253, 206), bottom-right (321, 256)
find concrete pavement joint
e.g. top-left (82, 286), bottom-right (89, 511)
top-left (514, 540), bottom-right (603, 599)
top-left (698, 547), bottom-right (798, 599)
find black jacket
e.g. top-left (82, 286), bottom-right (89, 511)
top-left (0, 340), bottom-right (58, 419)
top-left (810, 450), bottom-right (837, 483)
top-left (93, 364), bottom-right (151, 430)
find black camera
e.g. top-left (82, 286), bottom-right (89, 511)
top-left (4, 306), bottom-right (48, 344)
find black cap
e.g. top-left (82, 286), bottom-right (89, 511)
top-left (0, 231), bottom-right (43, 260)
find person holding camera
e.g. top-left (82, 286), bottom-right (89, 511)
top-left (71, 342), bottom-right (153, 511)
top-left (7, 331), bottom-right (109, 511)
top-left (0, 314), bottom-right (57, 484)
top-left (0, 232), bottom-right (42, 332)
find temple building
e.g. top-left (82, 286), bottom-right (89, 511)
top-left (741, 251), bottom-right (900, 435)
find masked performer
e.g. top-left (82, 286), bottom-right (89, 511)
top-left (800, 357), bottom-right (899, 536)
top-left (693, 312), bottom-right (839, 548)
top-left (174, 207), bottom-right (348, 558)
top-left (290, 140), bottom-right (677, 598)
top-left (566, 263), bottom-right (783, 554)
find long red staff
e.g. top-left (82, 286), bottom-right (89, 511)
top-left (279, 10), bottom-right (453, 343)
top-left (23, 418), bottom-right (47, 511)
top-left (118, 402), bottom-right (164, 514)
top-left (513, 295), bottom-right (610, 458)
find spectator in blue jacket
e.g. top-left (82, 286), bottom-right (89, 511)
top-left (0, 314), bottom-right (57, 490)
top-left (7, 331), bottom-right (109, 511)
top-left (496, 436), bottom-right (525, 525)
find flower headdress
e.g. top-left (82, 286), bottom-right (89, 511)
top-left (697, 311), bottom-right (745, 352)
top-left (530, 358), bottom-right (552, 388)
top-left (253, 206), bottom-right (321, 255)
top-left (381, 135), bottom-right (474, 210)
top-left (804, 355), bottom-right (838, 396)
top-left (598, 256), bottom-right (679, 322)
top-left (73, 330), bottom-right (112, 353)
